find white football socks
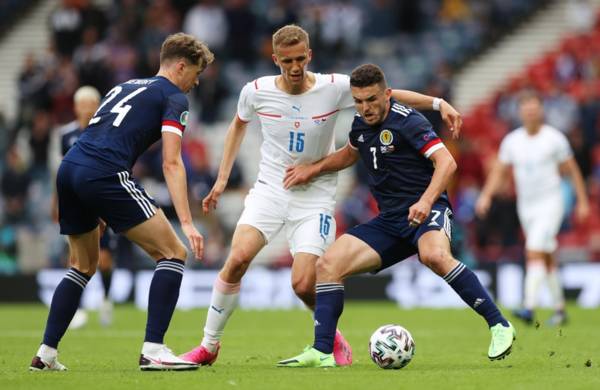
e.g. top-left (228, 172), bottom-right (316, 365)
top-left (37, 344), bottom-right (57, 360)
top-left (523, 261), bottom-right (546, 310)
top-left (546, 269), bottom-right (565, 311)
top-left (201, 276), bottom-right (240, 353)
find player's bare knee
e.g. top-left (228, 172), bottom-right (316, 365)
top-left (172, 241), bottom-right (188, 260)
top-left (227, 247), bottom-right (254, 271)
top-left (292, 276), bottom-right (315, 301)
top-left (419, 248), bottom-right (451, 275)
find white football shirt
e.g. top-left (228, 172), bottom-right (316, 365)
top-left (498, 124), bottom-right (572, 202)
top-left (237, 73), bottom-right (354, 202)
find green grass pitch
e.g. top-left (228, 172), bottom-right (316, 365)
top-left (1, 302), bottom-right (598, 389)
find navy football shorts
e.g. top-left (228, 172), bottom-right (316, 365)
top-left (346, 201), bottom-right (453, 272)
top-left (57, 161), bottom-right (158, 235)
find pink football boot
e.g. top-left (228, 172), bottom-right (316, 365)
top-left (333, 329), bottom-right (353, 366)
top-left (179, 343), bottom-right (220, 366)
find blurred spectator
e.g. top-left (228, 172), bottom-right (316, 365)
top-left (566, 0), bottom-right (596, 33)
top-left (49, 57), bottom-right (79, 124)
top-left (73, 26), bottom-right (111, 94)
top-left (0, 112), bottom-right (7, 155)
top-left (224, 0), bottom-right (257, 66)
top-left (104, 23), bottom-right (138, 85)
top-left (544, 85), bottom-right (579, 133)
top-left (568, 127), bottom-right (593, 179)
top-left (578, 84), bottom-right (600, 146)
top-left (16, 53), bottom-right (53, 131)
top-left (79, 0), bottom-right (108, 38)
top-left (439, 0), bottom-right (471, 24)
top-left (49, 0), bottom-right (85, 57)
top-left (1, 145), bottom-right (31, 224)
top-left (183, 0), bottom-right (228, 57)
top-left (192, 61), bottom-right (228, 124)
top-left (28, 110), bottom-right (53, 179)
top-left (362, 0), bottom-right (397, 39)
top-left (137, 0), bottom-right (181, 77)
top-left (264, 0), bottom-right (299, 35)
top-left (108, 0), bottom-right (144, 40)
top-left (321, 1), bottom-right (362, 57)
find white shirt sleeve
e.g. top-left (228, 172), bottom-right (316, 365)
top-left (554, 131), bottom-right (573, 163)
top-left (236, 82), bottom-right (255, 122)
top-left (498, 136), bottom-right (513, 165)
top-left (333, 73), bottom-right (354, 110)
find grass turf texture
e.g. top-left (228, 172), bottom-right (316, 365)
top-left (0, 302), bottom-right (598, 390)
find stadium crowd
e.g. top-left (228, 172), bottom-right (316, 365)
top-left (1, 0), bottom-right (599, 275)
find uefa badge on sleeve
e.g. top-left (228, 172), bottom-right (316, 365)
top-left (180, 111), bottom-right (189, 126)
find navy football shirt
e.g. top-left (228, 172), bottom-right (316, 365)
top-left (58, 121), bottom-right (83, 157)
top-left (348, 99), bottom-right (448, 213)
top-left (64, 76), bottom-right (188, 173)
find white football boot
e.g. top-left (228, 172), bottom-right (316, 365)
top-left (29, 344), bottom-right (67, 371)
top-left (99, 299), bottom-right (113, 327)
top-left (139, 342), bottom-right (199, 371)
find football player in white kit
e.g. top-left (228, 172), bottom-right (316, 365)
top-left (180, 25), bottom-right (463, 366)
top-left (476, 92), bottom-right (589, 326)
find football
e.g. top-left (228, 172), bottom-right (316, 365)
top-left (369, 324), bottom-right (415, 369)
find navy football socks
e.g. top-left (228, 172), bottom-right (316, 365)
top-left (43, 268), bottom-right (91, 348)
top-left (313, 283), bottom-right (345, 354)
top-left (444, 262), bottom-right (508, 327)
top-left (144, 259), bottom-right (185, 344)
top-left (101, 269), bottom-right (113, 299)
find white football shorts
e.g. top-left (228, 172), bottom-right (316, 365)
top-left (236, 182), bottom-right (336, 257)
top-left (517, 192), bottom-right (565, 253)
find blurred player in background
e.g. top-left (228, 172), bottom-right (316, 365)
top-left (180, 25), bottom-right (462, 367)
top-left (476, 92), bottom-right (589, 326)
top-left (278, 64), bottom-right (514, 367)
top-left (29, 33), bottom-right (212, 372)
top-left (52, 86), bottom-right (115, 329)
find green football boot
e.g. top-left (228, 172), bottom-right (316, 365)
top-left (488, 321), bottom-right (516, 361)
top-left (277, 347), bottom-right (336, 368)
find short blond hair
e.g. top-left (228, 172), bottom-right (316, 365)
top-left (160, 32), bottom-right (214, 71)
top-left (74, 85), bottom-right (100, 104)
top-left (272, 24), bottom-right (310, 52)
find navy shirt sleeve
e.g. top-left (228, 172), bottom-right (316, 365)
top-left (161, 92), bottom-right (189, 137)
top-left (399, 113), bottom-right (444, 158)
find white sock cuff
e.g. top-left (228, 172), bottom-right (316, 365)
top-left (37, 344), bottom-right (57, 359)
top-left (215, 276), bottom-right (241, 294)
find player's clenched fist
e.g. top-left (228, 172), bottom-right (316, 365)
top-left (408, 199), bottom-right (432, 227)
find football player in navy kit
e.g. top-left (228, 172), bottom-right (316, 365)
top-left (278, 64), bottom-right (515, 368)
top-left (52, 86), bottom-right (116, 330)
top-left (30, 33), bottom-right (213, 372)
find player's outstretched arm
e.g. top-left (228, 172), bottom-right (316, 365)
top-left (202, 115), bottom-right (248, 213)
top-left (560, 157), bottom-right (590, 222)
top-left (408, 148), bottom-right (457, 226)
top-left (475, 159), bottom-right (510, 218)
top-left (391, 90), bottom-right (462, 138)
top-left (162, 132), bottom-right (204, 260)
top-left (283, 143), bottom-right (359, 189)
